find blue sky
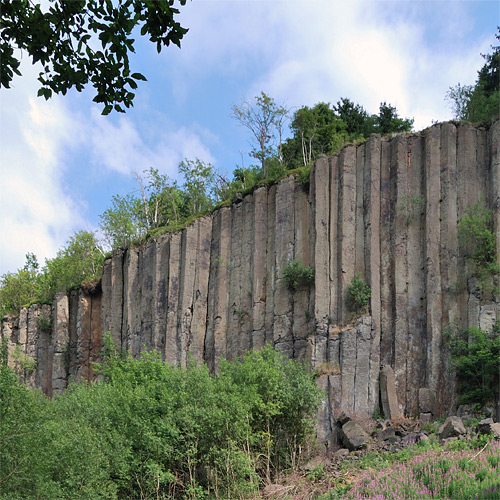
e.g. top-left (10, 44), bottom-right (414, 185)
top-left (0, 0), bottom-right (498, 276)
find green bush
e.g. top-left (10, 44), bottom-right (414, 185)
top-left (346, 273), bottom-right (371, 314)
top-left (457, 201), bottom-right (499, 298)
top-left (282, 259), bottom-right (314, 292)
top-left (450, 322), bottom-right (500, 407)
top-left (0, 338), bottom-right (321, 500)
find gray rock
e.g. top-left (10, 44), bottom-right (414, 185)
top-left (439, 416), bottom-right (466, 439)
top-left (419, 412), bottom-right (433, 424)
top-left (380, 366), bottom-right (400, 420)
top-left (378, 427), bottom-right (396, 441)
top-left (334, 448), bottom-right (350, 459)
top-left (418, 388), bottom-right (435, 414)
top-left (478, 418), bottom-right (500, 438)
top-left (340, 421), bottom-right (370, 451)
top-left (402, 432), bottom-right (418, 446)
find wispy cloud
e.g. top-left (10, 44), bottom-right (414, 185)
top-left (88, 108), bottom-right (216, 178)
top-left (0, 62), bottom-right (85, 274)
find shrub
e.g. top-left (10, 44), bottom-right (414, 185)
top-left (0, 338), bottom-right (321, 499)
top-left (450, 322), bottom-right (500, 407)
top-left (346, 273), bottom-right (371, 314)
top-left (457, 201), bottom-right (499, 298)
top-left (282, 259), bottom-right (314, 292)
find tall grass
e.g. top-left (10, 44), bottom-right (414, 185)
top-left (328, 439), bottom-right (500, 499)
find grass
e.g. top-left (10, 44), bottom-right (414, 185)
top-left (318, 437), bottom-right (500, 500)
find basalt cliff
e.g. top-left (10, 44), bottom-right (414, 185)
top-left (2, 121), bottom-right (499, 442)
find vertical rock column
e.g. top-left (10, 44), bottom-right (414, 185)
top-left (238, 197), bottom-right (254, 355)
top-left (379, 140), bottom-right (395, 366)
top-left (311, 156), bottom-right (330, 366)
top-left (100, 251), bottom-right (125, 349)
top-left (273, 176), bottom-right (296, 357)
top-left (392, 135), bottom-right (409, 409)
top-left (328, 156), bottom-right (340, 328)
top-left (292, 183), bottom-right (313, 360)
top-left (355, 143), bottom-right (366, 277)
top-left (457, 124), bottom-right (481, 330)
top-left (438, 123), bottom-right (459, 413)
top-left (406, 133), bottom-right (426, 415)
top-left (51, 293), bottom-right (69, 395)
top-left (30, 305), bottom-right (49, 391)
top-left (165, 233), bottom-right (182, 365)
top-left (364, 134), bottom-right (381, 413)
top-left (337, 146), bottom-right (357, 324)
top-left (424, 125), bottom-right (443, 398)
top-left (177, 222), bottom-right (199, 366)
top-left (189, 216), bottom-right (212, 364)
top-left (227, 202), bottom-right (244, 359)
top-left (153, 234), bottom-right (170, 353)
top-left (205, 207), bottom-right (231, 370)
top-left (265, 185), bottom-right (277, 345)
top-left (138, 240), bottom-right (156, 353)
top-left (251, 187), bottom-right (268, 351)
top-left (122, 249), bottom-right (140, 354)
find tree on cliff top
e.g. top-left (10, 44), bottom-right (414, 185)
top-left (447, 28), bottom-right (500, 123)
top-left (231, 92), bottom-right (290, 177)
top-left (0, 0), bottom-right (189, 114)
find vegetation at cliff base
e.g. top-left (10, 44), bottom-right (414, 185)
top-left (449, 322), bottom-right (500, 409)
top-left (0, 340), bottom-right (321, 499)
top-left (322, 437), bottom-right (500, 500)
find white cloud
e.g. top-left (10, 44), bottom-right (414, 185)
top-left (88, 108), bottom-right (216, 179)
top-left (170, 0), bottom-right (493, 131)
top-left (0, 62), bottom-right (86, 275)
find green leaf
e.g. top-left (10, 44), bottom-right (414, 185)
top-left (131, 72), bottom-right (147, 81)
top-left (102, 104), bottom-right (113, 115)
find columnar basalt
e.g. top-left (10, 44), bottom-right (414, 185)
top-left (2, 121), bottom-right (499, 437)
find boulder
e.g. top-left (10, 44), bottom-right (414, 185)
top-left (378, 427), bottom-right (396, 441)
top-left (402, 432), bottom-right (418, 446)
top-left (438, 416), bottom-right (466, 440)
top-left (334, 448), bottom-right (350, 459)
top-left (478, 418), bottom-right (500, 438)
top-left (340, 421), bottom-right (370, 451)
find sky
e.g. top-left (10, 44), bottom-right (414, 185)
top-left (0, 0), bottom-right (498, 276)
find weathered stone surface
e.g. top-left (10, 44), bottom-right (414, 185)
top-left (439, 416), bottom-right (466, 439)
top-left (380, 365), bottom-right (400, 420)
top-left (478, 418), bottom-right (500, 438)
top-left (340, 421), bottom-right (370, 451)
top-left (316, 375), bottom-right (333, 450)
top-left (334, 448), bottom-right (350, 459)
top-left (419, 413), bottom-right (432, 424)
top-left (418, 388), bottom-right (435, 415)
top-left (378, 427), bottom-right (396, 441)
top-left (392, 134), bottom-right (409, 408)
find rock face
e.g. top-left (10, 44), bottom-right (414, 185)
top-left (2, 121), bottom-right (500, 440)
